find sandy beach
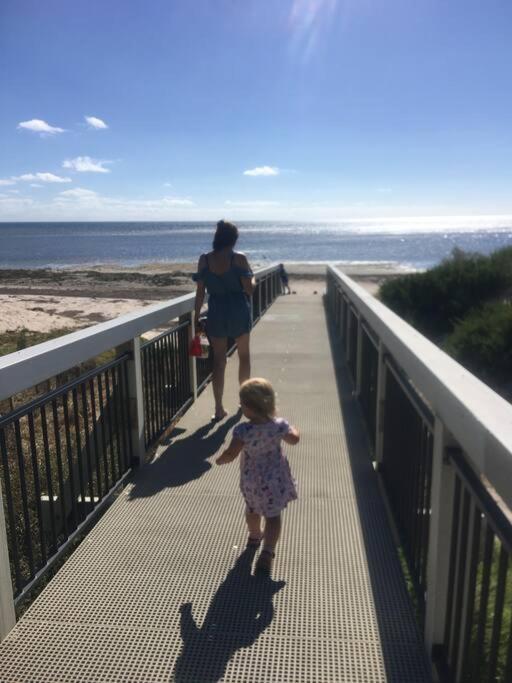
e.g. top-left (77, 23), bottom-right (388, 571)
top-left (0, 262), bottom-right (411, 337)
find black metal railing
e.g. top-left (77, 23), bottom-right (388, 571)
top-left (347, 306), bottom-right (358, 378)
top-left (253, 280), bottom-right (262, 321)
top-left (326, 268), bottom-right (512, 678)
top-left (141, 321), bottom-right (192, 448)
top-left (381, 359), bottom-right (434, 625)
top-left (0, 265), bottom-right (283, 619)
top-left (327, 271), bottom-right (434, 623)
top-left (435, 449), bottom-right (512, 683)
top-left (0, 355), bottom-right (133, 602)
top-left (359, 324), bottom-right (379, 451)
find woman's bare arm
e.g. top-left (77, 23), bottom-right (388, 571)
top-left (236, 253), bottom-right (255, 296)
top-left (283, 425), bottom-right (300, 445)
top-left (216, 437), bottom-right (244, 464)
top-left (194, 255), bottom-right (207, 329)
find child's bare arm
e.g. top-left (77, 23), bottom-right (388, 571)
top-left (283, 425), bottom-right (300, 445)
top-left (216, 437), bottom-right (244, 465)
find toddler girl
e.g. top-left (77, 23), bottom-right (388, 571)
top-left (216, 377), bottom-right (299, 573)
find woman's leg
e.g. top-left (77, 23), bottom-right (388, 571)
top-left (246, 511), bottom-right (262, 540)
top-left (236, 333), bottom-right (251, 385)
top-left (263, 514), bottom-right (281, 553)
top-left (210, 336), bottom-right (228, 417)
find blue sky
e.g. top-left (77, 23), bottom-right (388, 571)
top-left (1, 0), bottom-right (511, 222)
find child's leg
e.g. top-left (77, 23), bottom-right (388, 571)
top-left (246, 511), bottom-right (262, 540)
top-left (263, 514), bottom-right (281, 552)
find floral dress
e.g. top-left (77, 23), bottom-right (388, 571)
top-left (233, 418), bottom-right (298, 518)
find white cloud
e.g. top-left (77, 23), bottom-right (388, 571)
top-left (59, 188), bottom-right (98, 198)
top-left (163, 182), bottom-right (173, 188)
top-left (16, 172), bottom-right (72, 183)
top-left (85, 116), bottom-right (108, 129)
top-left (0, 178), bottom-right (16, 186)
top-left (47, 191), bottom-right (196, 218)
top-left (30, 183), bottom-right (43, 188)
top-left (17, 119), bottom-right (65, 135)
top-left (243, 166), bottom-right (280, 177)
top-left (63, 156), bottom-right (111, 173)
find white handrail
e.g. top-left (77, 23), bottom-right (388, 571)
top-left (327, 264), bottom-right (512, 509)
top-left (0, 265), bottom-right (279, 403)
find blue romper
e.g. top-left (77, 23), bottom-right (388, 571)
top-left (193, 253), bottom-right (253, 338)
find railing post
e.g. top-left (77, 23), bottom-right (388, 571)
top-left (181, 312), bottom-right (197, 402)
top-left (117, 337), bottom-right (146, 467)
top-left (355, 317), bottom-right (363, 396)
top-left (258, 279), bottom-right (262, 317)
top-left (424, 417), bottom-right (457, 664)
top-left (0, 486), bottom-right (16, 641)
top-left (375, 341), bottom-right (387, 466)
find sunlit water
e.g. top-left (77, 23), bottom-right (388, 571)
top-left (1, 219), bottom-right (511, 269)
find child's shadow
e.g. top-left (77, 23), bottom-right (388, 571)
top-left (173, 547), bottom-right (285, 682)
top-left (129, 411), bottom-right (241, 499)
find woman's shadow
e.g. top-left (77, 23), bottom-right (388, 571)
top-left (173, 547), bottom-right (286, 682)
top-left (129, 411), bottom-right (242, 499)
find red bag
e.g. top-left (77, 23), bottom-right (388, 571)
top-left (189, 334), bottom-right (202, 357)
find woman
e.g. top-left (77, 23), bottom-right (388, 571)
top-left (193, 220), bottom-right (255, 420)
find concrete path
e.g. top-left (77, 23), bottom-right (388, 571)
top-left (0, 294), bottom-right (429, 682)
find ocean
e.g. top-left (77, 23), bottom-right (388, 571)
top-left (1, 220), bottom-right (512, 270)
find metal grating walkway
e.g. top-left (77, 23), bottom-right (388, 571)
top-left (0, 295), bottom-right (430, 682)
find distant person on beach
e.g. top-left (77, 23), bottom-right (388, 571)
top-left (279, 263), bottom-right (291, 294)
top-left (216, 377), bottom-right (300, 573)
top-left (193, 220), bottom-right (255, 421)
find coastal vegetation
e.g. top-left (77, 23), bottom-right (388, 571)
top-left (379, 246), bottom-right (512, 399)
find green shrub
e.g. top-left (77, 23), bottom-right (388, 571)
top-left (379, 247), bottom-right (512, 339)
top-left (444, 302), bottom-right (512, 390)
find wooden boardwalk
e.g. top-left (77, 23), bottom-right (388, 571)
top-left (0, 294), bottom-right (430, 682)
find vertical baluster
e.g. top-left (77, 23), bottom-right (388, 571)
top-left (79, 384), bottom-right (95, 508)
top-left (27, 413), bottom-right (47, 566)
top-left (142, 347), bottom-right (151, 447)
top-left (152, 342), bottom-right (160, 436)
top-left (162, 334), bottom-right (171, 425)
top-left (103, 371), bottom-right (117, 483)
top-left (96, 374), bottom-right (111, 492)
top-left (13, 419), bottom-right (35, 579)
top-left (71, 387), bottom-right (87, 514)
top-left (88, 378), bottom-right (103, 499)
top-left (62, 392), bottom-right (79, 528)
top-left (114, 364), bottom-right (128, 473)
top-left (39, 407), bottom-right (58, 554)
top-left (154, 339), bottom-right (162, 435)
top-left (171, 330), bottom-right (178, 416)
top-left (459, 504), bottom-right (482, 681)
top-left (108, 368), bottom-right (123, 480)
top-left (51, 399), bottom-right (69, 540)
top-left (487, 547), bottom-right (509, 681)
top-left (0, 427), bottom-right (22, 593)
top-left (450, 488), bottom-right (471, 670)
top-left (121, 360), bottom-right (134, 466)
top-left (472, 523), bottom-right (495, 679)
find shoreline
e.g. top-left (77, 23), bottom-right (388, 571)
top-left (0, 262), bottom-right (410, 336)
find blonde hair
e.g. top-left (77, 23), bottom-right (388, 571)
top-left (239, 377), bottom-right (276, 419)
